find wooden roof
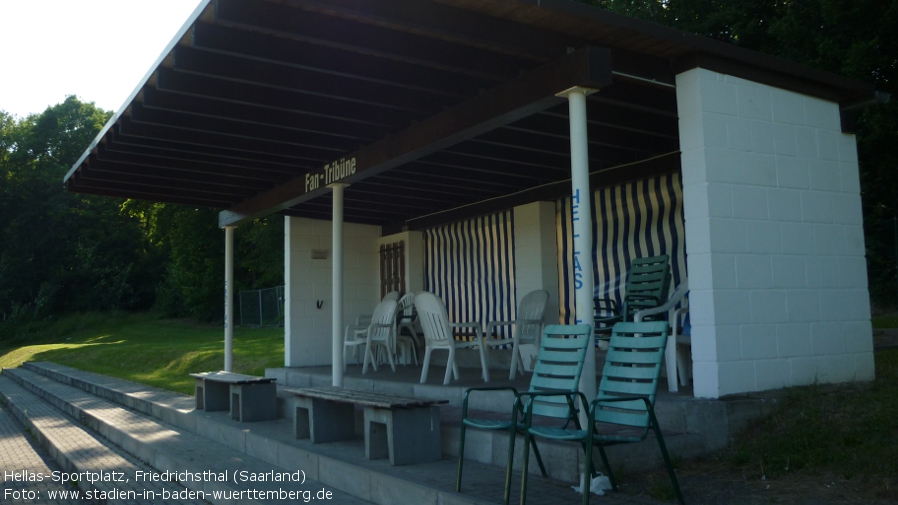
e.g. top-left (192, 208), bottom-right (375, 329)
top-left (64, 0), bottom-right (875, 231)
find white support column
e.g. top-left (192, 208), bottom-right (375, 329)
top-left (330, 183), bottom-right (350, 387)
top-left (224, 225), bottom-right (236, 372)
top-left (558, 86), bottom-right (598, 426)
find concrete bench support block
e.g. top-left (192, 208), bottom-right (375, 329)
top-left (364, 406), bottom-right (441, 466)
top-left (195, 378), bottom-right (229, 411)
top-left (230, 382), bottom-right (277, 422)
top-left (294, 396), bottom-right (355, 443)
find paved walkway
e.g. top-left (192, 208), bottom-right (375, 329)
top-left (0, 404), bottom-right (79, 504)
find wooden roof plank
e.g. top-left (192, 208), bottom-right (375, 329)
top-left (90, 151), bottom-right (284, 188)
top-left (142, 87), bottom-right (386, 142)
top-left (120, 117), bottom-right (338, 163)
top-left (172, 46), bottom-right (452, 114)
top-left (108, 129), bottom-right (309, 169)
top-left (213, 0), bottom-right (534, 81)
top-left (190, 22), bottom-right (486, 98)
top-left (131, 104), bottom-right (361, 153)
top-left (156, 68), bottom-right (418, 129)
top-left (218, 45), bottom-right (612, 227)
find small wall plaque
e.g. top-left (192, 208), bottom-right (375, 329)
top-left (311, 249), bottom-right (328, 260)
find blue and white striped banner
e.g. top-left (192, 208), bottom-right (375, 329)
top-left (424, 211), bottom-right (516, 338)
top-left (556, 173), bottom-right (686, 324)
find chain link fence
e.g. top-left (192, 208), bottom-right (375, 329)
top-left (239, 286), bottom-right (285, 327)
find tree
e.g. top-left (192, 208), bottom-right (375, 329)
top-left (585, 0), bottom-right (898, 305)
top-left (125, 201), bottom-right (284, 322)
top-left (2, 96), bottom-right (287, 324)
top-left (0, 97), bottom-right (158, 319)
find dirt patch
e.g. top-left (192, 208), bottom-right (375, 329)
top-left (617, 458), bottom-right (896, 505)
top-left (617, 345), bottom-right (898, 505)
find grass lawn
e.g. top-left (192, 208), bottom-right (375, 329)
top-left (872, 312), bottom-right (898, 329)
top-left (629, 347), bottom-right (898, 504)
top-left (0, 312), bottom-right (283, 395)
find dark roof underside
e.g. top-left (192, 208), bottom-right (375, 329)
top-left (65, 0), bottom-right (874, 231)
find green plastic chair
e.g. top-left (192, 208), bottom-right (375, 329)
top-left (517, 321), bottom-right (685, 505)
top-left (594, 255), bottom-right (672, 337)
top-left (456, 324), bottom-right (592, 504)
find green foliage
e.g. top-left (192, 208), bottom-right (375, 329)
top-left (872, 312), bottom-right (898, 329)
top-left (153, 207), bottom-right (225, 321)
top-left (236, 217), bottom-right (285, 291)
top-left (127, 203), bottom-right (284, 321)
top-left (0, 97), bottom-right (150, 319)
top-left (0, 98), bottom-right (284, 327)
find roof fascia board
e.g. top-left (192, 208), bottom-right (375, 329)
top-left (63, 0), bottom-right (214, 187)
top-left (218, 45), bottom-right (613, 227)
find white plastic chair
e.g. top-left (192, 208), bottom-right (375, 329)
top-left (344, 298), bottom-right (399, 374)
top-left (395, 293), bottom-right (419, 365)
top-left (344, 291), bottom-right (402, 367)
top-left (635, 279), bottom-right (690, 392)
top-left (414, 291), bottom-right (490, 385)
top-left (483, 289), bottom-right (549, 380)
top-left (343, 313), bottom-right (372, 368)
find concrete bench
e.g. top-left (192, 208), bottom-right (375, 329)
top-left (190, 371), bottom-right (277, 422)
top-left (285, 387), bottom-right (447, 466)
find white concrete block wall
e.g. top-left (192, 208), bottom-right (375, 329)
top-left (284, 216), bottom-right (381, 367)
top-left (513, 201), bottom-right (560, 324)
top-left (677, 68), bottom-right (874, 398)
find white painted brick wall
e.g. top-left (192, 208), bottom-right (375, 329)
top-left (513, 202), bottom-right (561, 324)
top-left (677, 68), bottom-right (874, 398)
top-left (284, 216), bottom-right (381, 367)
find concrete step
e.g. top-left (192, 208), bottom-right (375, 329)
top-left (1, 367), bottom-right (371, 505)
top-left (16, 362), bottom-right (663, 505)
top-left (268, 364), bottom-right (716, 477)
top-left (0, 374), bottom-right (206, 504)
top-left (0, 400), bottom-right (81, 504)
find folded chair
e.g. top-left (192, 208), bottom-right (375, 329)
top-left (415, 291), bottom-right (490, 385)
top-left (594, 255), bottom-right (671, 338)
top-left (395, 293), bottom-right (419, 365)
top-left (517, 321), bottom-right (685, 505)
top-left (483, 289), bottom-right (549, 380)
top-left (636, 279), bottom-right (691, 392)
top-left (456, 324), bottom-right (591, 505)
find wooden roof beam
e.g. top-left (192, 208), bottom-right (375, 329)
top-left (189, 22), bottom-right (488, 97)
top-left (218, 45), bottom-right (613, 227)
top-left (171, 47), bottom-right (448, 115)
top-left (212, 0), bottom-right (532, 81)
top-left (130, 103), bottom-right (361, 153)
top-left (406, 152), bottom-right (681, 230)
top-left (107, 128), bottom-right (307, 170)
top-left (141, 87), bottom-right (386, 142)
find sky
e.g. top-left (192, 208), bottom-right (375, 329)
top-left (0, 0), bottom-right (203, 118)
